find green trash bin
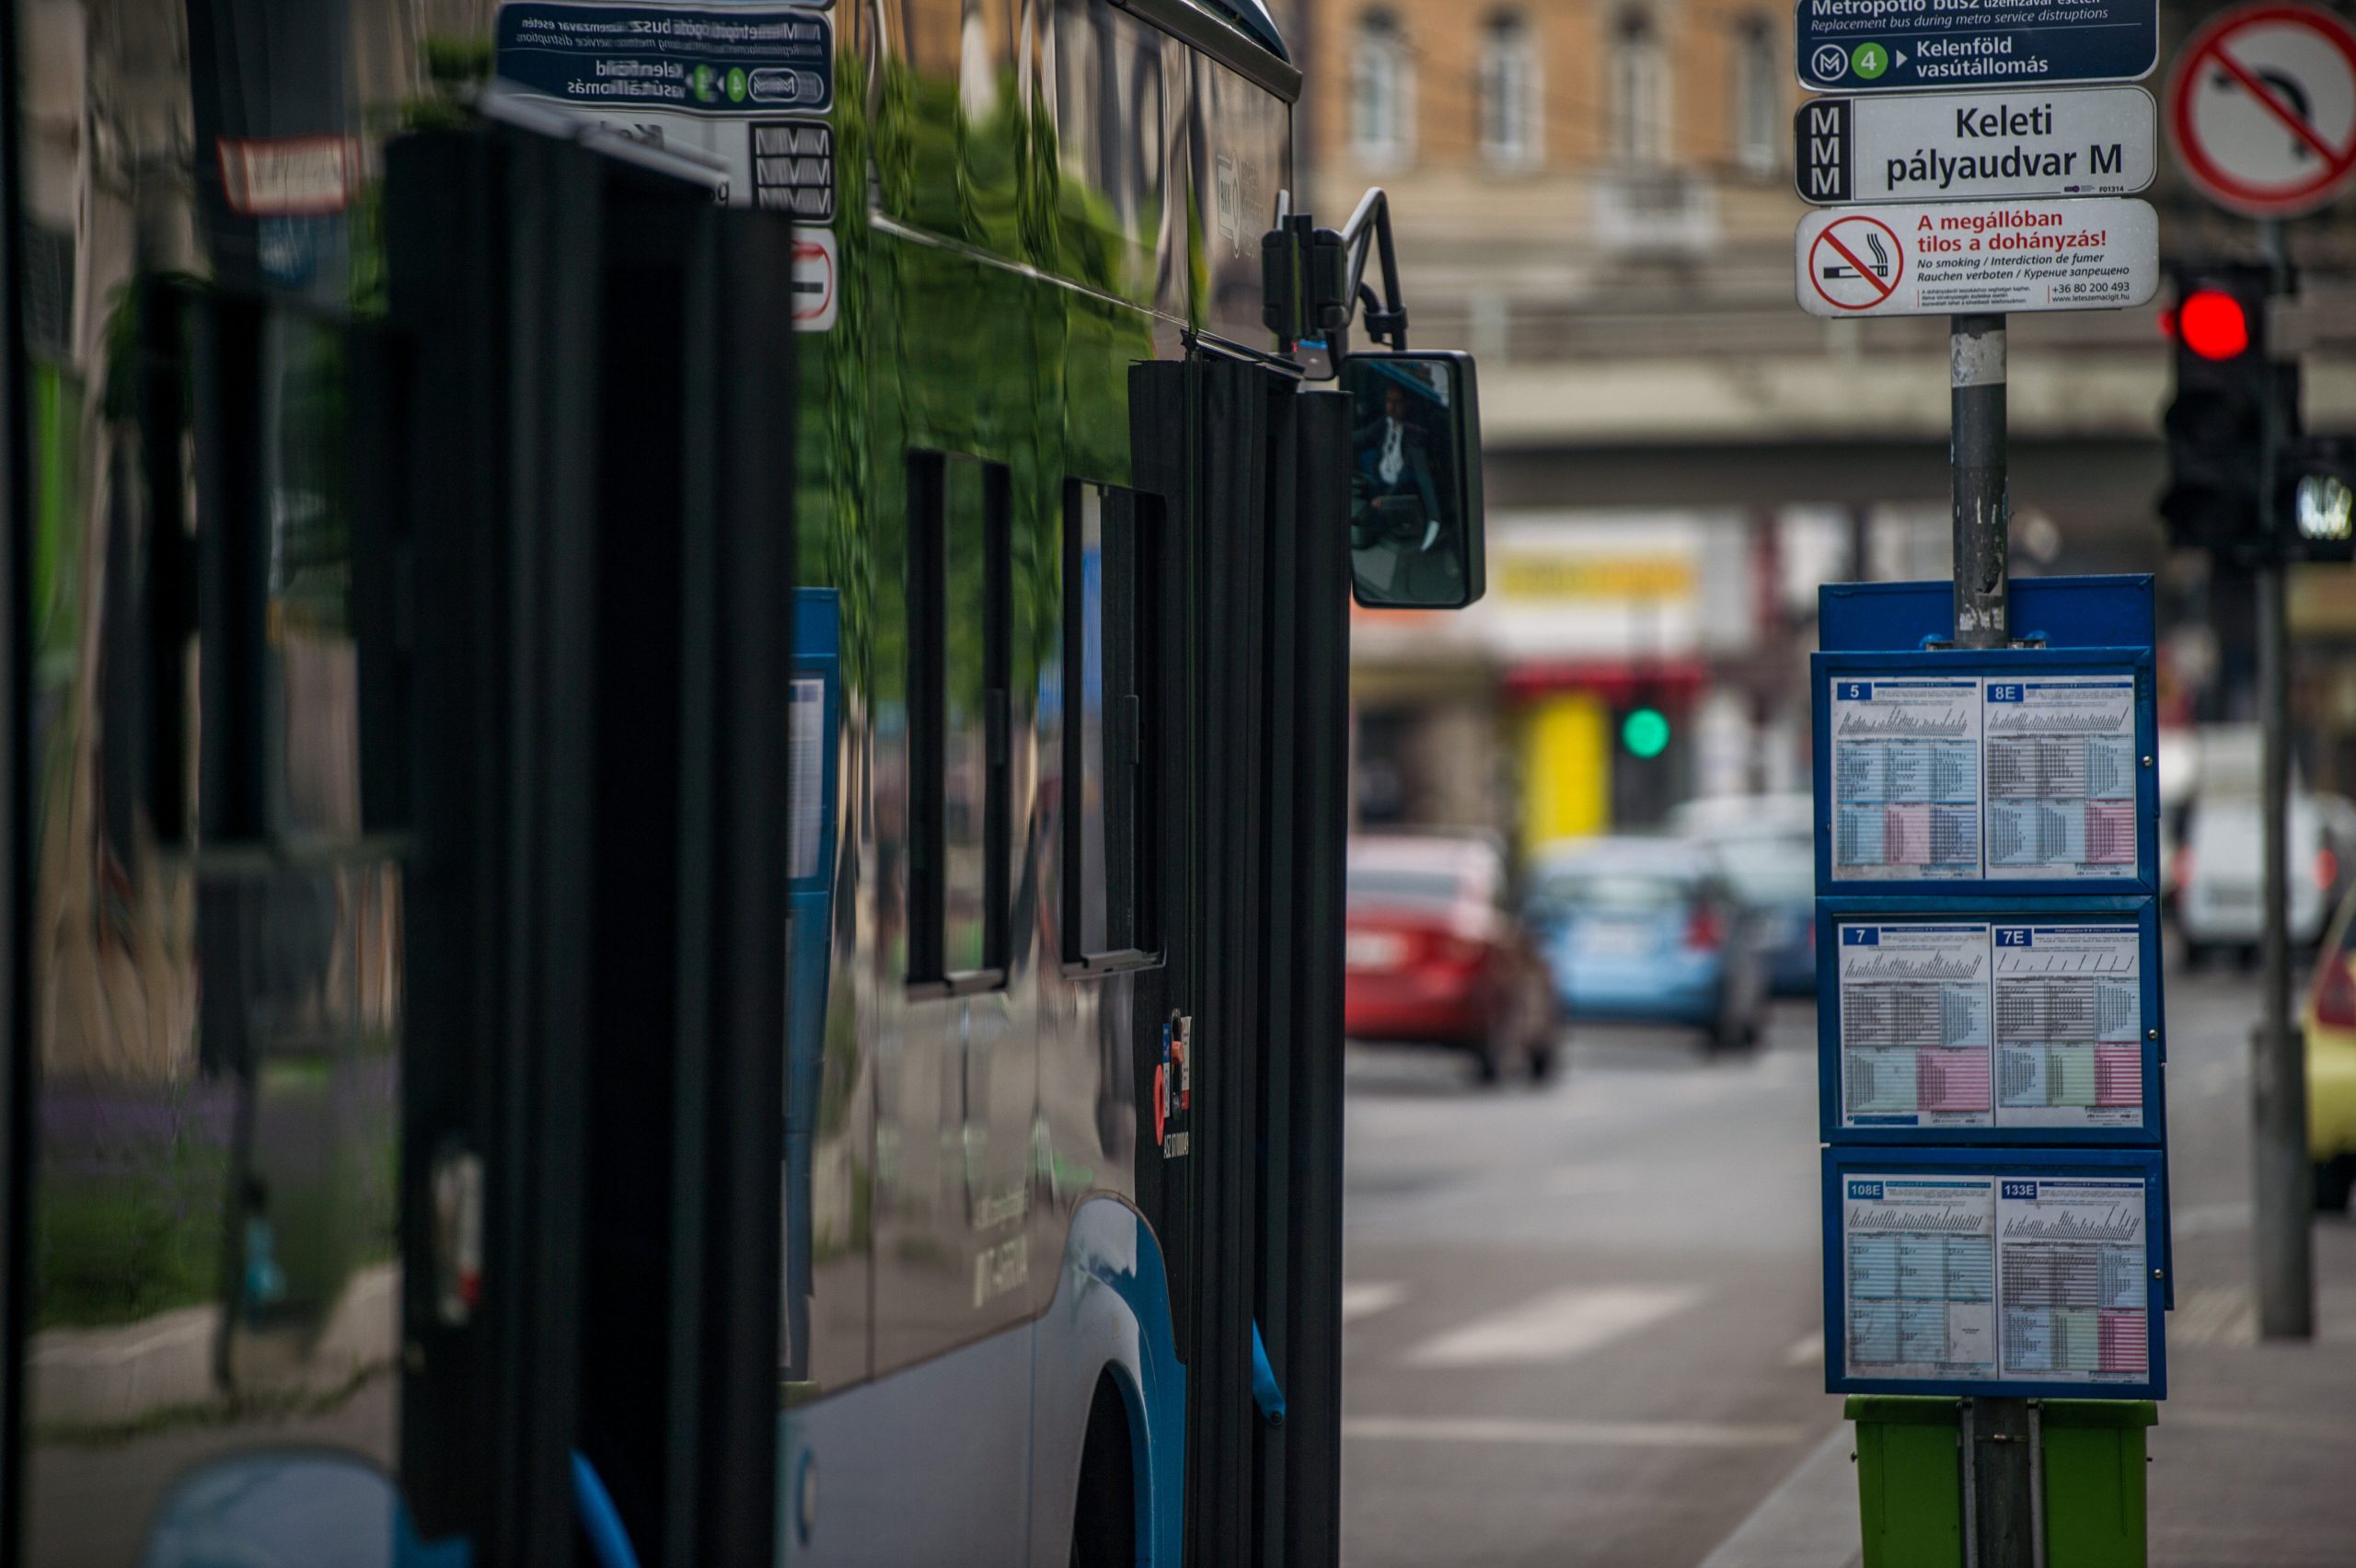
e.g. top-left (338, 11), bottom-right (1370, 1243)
top-left (1846, 1397), bottom-right (2156, 1568)
top-left (2040, 1400), bottom-right (2155, 1568)
top-left (1848, 1396), bottom-right (1964, 1568)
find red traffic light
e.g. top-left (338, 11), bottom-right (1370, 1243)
top-left (2177, 289), bottom-right (2250, 361)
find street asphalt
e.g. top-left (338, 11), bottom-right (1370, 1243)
top-left (1338, 967), bottom-right (2356, 1568)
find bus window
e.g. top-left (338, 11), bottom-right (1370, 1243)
top-left (907, 451), bottom-right (1011, 986)
top-left (1066, 479), bottom-right (1161, 963)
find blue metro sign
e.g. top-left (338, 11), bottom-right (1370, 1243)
top-left (1797, 0), bottom-right (2157, 93)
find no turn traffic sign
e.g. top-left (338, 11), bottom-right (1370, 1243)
top-left (2167, 2), bottom-right (2356, 217)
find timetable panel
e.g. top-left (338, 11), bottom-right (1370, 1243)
top-left (1820, 905), bottom-right (2161, 1145)
top-left (1824, 1149), bottom-right (2165, 1400)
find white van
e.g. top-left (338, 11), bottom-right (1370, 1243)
top-left (2175, 791), bottom-right (2334, 962)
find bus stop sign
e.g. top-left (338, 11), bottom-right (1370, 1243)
top-left (1798, 0), bottom-right (2158, 94)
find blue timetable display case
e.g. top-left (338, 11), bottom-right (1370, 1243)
top-left (1815, 898), bottom-right (2165, 1147)
top-left (1822, 1146), bottom-right (2167, 1401)
top-left (1820, 577), bottom-right (2156, 654)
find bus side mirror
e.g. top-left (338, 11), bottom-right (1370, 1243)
top-left (1340, 351), bottom-right (1485, 609)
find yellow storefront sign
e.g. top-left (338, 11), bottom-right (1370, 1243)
top-left (1497, 555), bottom-right (1695, 601)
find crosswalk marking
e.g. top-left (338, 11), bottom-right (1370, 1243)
top-left (1404, 1284), bottom-right (1702, 1368)
top-left (1343, 1415), bottom-right (1807, 1449)
top-left (1342, 1282), bottom-right (1407, 1324)
top-left (1782, 1331), bottom-right (1825, 1367)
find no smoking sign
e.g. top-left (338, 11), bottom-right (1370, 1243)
top-left (1808, 214), bottom-right (1904, 311)
top-left (2167, 2), bottom-right (2356, 217)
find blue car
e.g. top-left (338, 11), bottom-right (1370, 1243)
top-left (1526, 837), bottom-right (1769, 1052)
top-left (1701, 833), bottom-right (1817, 996)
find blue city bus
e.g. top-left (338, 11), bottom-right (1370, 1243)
top-left (0, 2), bottom-right (1483, 1563)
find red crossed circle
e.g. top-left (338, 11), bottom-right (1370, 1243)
top-left (2167, 2), bottom-right (2356, 217)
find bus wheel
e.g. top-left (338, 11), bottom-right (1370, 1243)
top-left (1071, 1374), bottom-right (1136, 1568)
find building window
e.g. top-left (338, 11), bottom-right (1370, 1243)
top-left (907, 450), bottom-right (1011, 986)
top-left (1350, 9), bottom-right (1415, 168)
top-left (1735, 19), bottom-right (1779, 175)
top-left (1479, 12), bottom-right (1541, 170)
top-left (1064, 480), bottom-right (1160, 963)
top-left (1610, 10), bottom-right (1669, 168)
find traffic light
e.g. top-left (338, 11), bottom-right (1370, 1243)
top-left (2158, 264), bottom-right (2299, 560)
top-left (1621, 705), bottom-right (1671, 759)
top-left (2283, 436), bottom-right (2356, 563)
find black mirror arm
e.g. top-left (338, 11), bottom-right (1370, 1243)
top-left (1339, 187), bottom-right (1408, 352)
top-left (1258, 187), bottom-right (1408, 358)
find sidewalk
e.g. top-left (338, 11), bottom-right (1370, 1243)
top-left (2144, 1214), bottom-right (2356, 1568)
top-left (1695, 1214), bottom-right (2356, 1568)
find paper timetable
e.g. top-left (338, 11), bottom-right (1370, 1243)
top-left (1983, 679), bottom-right (2139, 881)
top-left (1993, 926), bottom-right (2143, 1129)
top-left (1835, 922), bottom-right (2147, 1133)
top-left (1995, 1177), bottom-right (2151, 1382)
top-left (1842, 1176), bottom-right (1999, 1380)
top-left (1831, 678), bottom-right (1981, 882)
top-left (1838, 925), bottom-right (1993, 1129)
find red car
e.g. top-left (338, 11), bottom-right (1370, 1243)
top-left (1344, 835), bottom-right (1560, 1083)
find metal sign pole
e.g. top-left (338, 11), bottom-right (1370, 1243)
top-left (1952, 314), bottom-right (2009, 652)
top-left (1951, 310), bottom-right (2038, 1567)
top-left (2252, 215), bottom-right (2314, 1341)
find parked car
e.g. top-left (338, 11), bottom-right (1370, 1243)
top-left (1525, 836), bottom-right (1768, 1053)
top-left (1344, 835), bottom-right (1560, 1084)
top-left (2173, 790), bottom-right (2336, 964)
top-left (2302, 880), bottom-right (2356, 1211)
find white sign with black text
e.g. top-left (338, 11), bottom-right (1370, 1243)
top-left (1796, 198), bottom-right (2157, 318)
top-left (1796, 86), bottom-right (2156, 205)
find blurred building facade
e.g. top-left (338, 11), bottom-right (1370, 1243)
top-left (1278, 0), bottom-right (2356, 849)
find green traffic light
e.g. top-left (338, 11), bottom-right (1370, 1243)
top-left (1622, 707), bottom-right (1671, 759)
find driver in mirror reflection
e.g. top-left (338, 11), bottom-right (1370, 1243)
top-left (1349, 363), bottom-right (1464, 605)
top-left (1356, 383), bottom-right (1441, 548)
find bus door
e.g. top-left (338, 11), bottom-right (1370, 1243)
top-left (3, 100), bottom-right (796, 1568)
top-left (1133, 352), bottom-right (1354, 1568)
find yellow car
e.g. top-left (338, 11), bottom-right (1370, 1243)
top-left (2304, 886), bottom-right (2356, 1211)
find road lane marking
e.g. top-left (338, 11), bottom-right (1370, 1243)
top-left (1343, 1415), bottom-right (1808, 1449)
top-left (1404, 1284), bottom-right (1702, 1367)
top-left (1781, 1331), bottom-right (1825, 1367)
top-left (1341, 1282), bottom-right (1407, 1324)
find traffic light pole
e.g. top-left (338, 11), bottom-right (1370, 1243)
top-left (2252, 218), bottom-right (2314, 1342)
top-left (1949, 310), bottom-right (2038, 1568)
